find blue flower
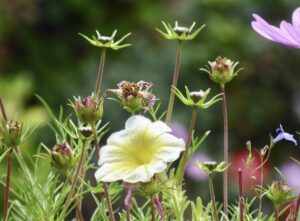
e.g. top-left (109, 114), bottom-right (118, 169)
top-left (273, 124), bottom-right (297, 146)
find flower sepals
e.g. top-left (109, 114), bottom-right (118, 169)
top-left (79, 29), bottom-right (131, 50)
top-left (172, 86), bottom-right (222, 109)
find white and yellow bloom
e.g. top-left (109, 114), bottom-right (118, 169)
top-left (95, 116), bottom-right (185, 183)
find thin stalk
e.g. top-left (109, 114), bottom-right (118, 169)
top-left (165, 41), bottom-right (183, 125)
top-left (3, 150), bottom-right (12, 221)
top-left (274, 205), bottom-right (279, 221)
top-left (208, 174), bottom-right (218, 221)
top-left (76, 154), bottom-right (86, 221)
top-left (220, 84), bottom-right (228, 217)
top-left (58, 140), bottom-right (87, 221)
top-left (94, 48), bottom-right (107, 95)
top-left (91, 123), bottom-right (100, 160)
top-left (126, 205), bottom-right (131, 221)
top-left (178, 109), bottom-right (197, 185)
top-left (238, 169), bottom-right (244, 221)
top-left (151, 195), bottom-right (156, 221)
top-left (91, 123), bottom-right (115, 221)
top-left (0, 96), bottom-right (8, 121)
top-left (258, 154), bottom-right (264, 219)
top-left (294, 194), bottom-right (300, 221)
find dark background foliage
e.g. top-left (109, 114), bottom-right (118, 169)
top-left (1, 0), bottom-right (300, 218)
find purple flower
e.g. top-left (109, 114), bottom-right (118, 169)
top-left (185, 153), bottom-right (211, 181)
top-left (280, 161), bottom-right (300, 194)
top-left (251, 7), bottom-right (300, 48)
top-left (273, 124), bottom-right (297, 146)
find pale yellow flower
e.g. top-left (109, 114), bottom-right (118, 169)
top-left (95, 116), bottom-right (185, 183)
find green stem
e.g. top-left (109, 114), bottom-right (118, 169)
top-left (151, 195), bottom-right (156, 221)
top-left (208, 174), bottom-right (218, 221)
top-left (177, 109), bottom-right (197, 185)
top-left (126, 204), bottom-right (131, 221)
top-left (238, 169), bottom-right (244, 221)
top-left (91, 123), bottom-right (115, 221)
top-left (165, 41), bottom-right (183, 125)
top-left (2, 150), bottom-right (12, 221)
top-left (94, 48), bottom-right (107, 95)
top-left (58, 140), bottom-right (87, 221)
top-left (220, 85), bottom-right (228, 217)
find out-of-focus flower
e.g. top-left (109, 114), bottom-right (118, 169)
top-left (273, 124), bottom-right (297, 146)
top-left (79, 29), bottom-right (131, 50)
top-left (251, 7), bottom-right (300, 48)
top-left (231, 150), bottom-right (270, 191)
top-left (280, 161), bottom-right (300, 194)
top-left (0, 120), bottom-right (23, 149)
top-left (51, 142), bottom-right (74, 171)
top-left (70, 94), bottom-right (104, 124)
top-left (170, 122), bottom-right (188, 142)
top-left (185, 153), bottom-right (212, 181)
top-left (200, 56), bottom-right (242, 86)
top-left (94, 116), bottom-right (185, 183)
top-left (172, 86), bottom-right (222, 109)
top-left (110, 81), bottom-right (156, 114)
top-left (265, 181), bottom-right (295, 206)
top-left (155, 21), bottom-right (205, 41)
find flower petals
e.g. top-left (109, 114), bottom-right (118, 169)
top-left (292, 7), bottom-right (300, 27)
top-left (125, 115), bottom-right (151, 131)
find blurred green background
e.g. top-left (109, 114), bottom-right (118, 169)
top-left (1, 0), bottom-right (300, 219)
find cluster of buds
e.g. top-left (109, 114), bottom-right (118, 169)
top-left (79, 29), bottom-right (131, 50)
top-left (172, 86), bottom-right (222, 110)
top-left (0, 120), bottom-right (22, 149)
top-left (51, 142), bottom-right (74, 171)
top-left (265, 181), bottom-right (295, 206)
top-left (110, 81), bottom-right (155, 114)
top-left (201, 56), bottom-right (242, 86)
top-left (196, 161), bottom-right (230, 175)
top-left (156, 21), bottom-right (205, 41)
top-left (70, 94), bottom-right (104, 124)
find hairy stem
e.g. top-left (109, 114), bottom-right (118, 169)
top-left (238, 169), bottom-right (244, 221)
top-left (58, 140), bottom-right (87, 221)
top-left (91, 123), bottom-right (115, 221)
top-left (3, 150), bottom-right (12, 221)
top-left (126, 204), bottom-right (131, 221)
top-left (94, 48), bottom-right (107, 95)
top-left (208, 174), bottom-right (218, 221)
top-left (221, 85), bottom-right (228, 217)
top-left (151, 195), bottom-right (156, 221)
top-left (178, 109), bottom-right (197, 185)
top-left (165, 41), bottom-right (183, 125)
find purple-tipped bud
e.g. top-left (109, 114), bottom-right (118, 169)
top-left (73, 95), bottom-right (104, 124)
top-left (51, 142), bottom-right (74, 171)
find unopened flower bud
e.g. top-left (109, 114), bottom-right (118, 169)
top-left (51, 142), bottom-right (74, 171)
top-left (190, 91), bottom-right (205, 103)
top-left (72, 95), bottom-right (104, 124)
top-left (173, 25), bottom-right (190, 36)
top-left (201, 56), bottom-right (242, 86)
top-left (266, 181), bottom-right (295, 206)
top-left (0, 120), bottom-right (22, 148)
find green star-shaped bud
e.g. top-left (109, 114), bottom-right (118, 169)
top-left (155, 21), bottom-right (205, 41)
top-left (200, 56), bottom-right (243, 86)
top-left (0, 120), bottom-right (23, 149)
top-left (196, 161), bottom-right (230, 175)
top-left (79, 29), bottom-right (131, 50)
top-left (265, 181), bottom-right (295, 207)
top-left (172, 86), bottom-right (222, 109)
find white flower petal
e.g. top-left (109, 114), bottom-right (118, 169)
top-left (155, 146), bottom-right (184, 162)
top-left (146, 121), bottom-right (172, 136)
top-left (95, 163), bottom-right (134, 182)
top-left (125, 115), bottom-right (151, 131)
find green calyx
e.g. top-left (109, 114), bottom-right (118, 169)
top-left (51, 142), bottom-right (75, 171)
top-left (79, 29), bottom-right (131, 50)
top-left (0, 120), bottom-right (22, 149)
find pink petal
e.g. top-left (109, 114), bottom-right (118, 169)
top-left (292, 7), bottom-right (300, 27)
top-left (252, 14), bottom-right (298, 47)
top-left (280, 21), bottom-right (300, 45)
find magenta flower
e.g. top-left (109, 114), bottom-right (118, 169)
top-left (252, 7), bottom-right (300, 48)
